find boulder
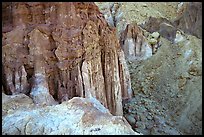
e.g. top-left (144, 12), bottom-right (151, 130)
top-left (2, 93), bottom-right (35, 117)
top-left (2, 95), bottom-right (141, 135)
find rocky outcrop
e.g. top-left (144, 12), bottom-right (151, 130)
top-left (173, 2), bottom-right (202, 39)
top-left (95, 3), bottom-right (153, 61)
top-left (140, 17), bottom-right (177, 43)
top-left (2, 93), bottom-right (35, 117)
top-left (139, 2), bottom-right (202, 42)
top-left (120, 23), bottom-right (152, 61)
top-left (95, 2), bottom-right (180, 61)
top-left (2, 2), bottom-right (133, 116)
top-left (2, 94), bottom-right (140, 135)
top-left (96, 2), bottom-right (201, 61)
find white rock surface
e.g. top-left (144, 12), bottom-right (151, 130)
top-left (2, 95), bottom-right (141, 135)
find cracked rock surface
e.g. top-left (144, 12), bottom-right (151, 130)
top-left (2, 94), bottom-right (140, 135)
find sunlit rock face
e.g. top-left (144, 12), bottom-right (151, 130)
top-left (2, 94), bottom-right (140, 135)
top-left (2, 2), bottom-right (133, 116)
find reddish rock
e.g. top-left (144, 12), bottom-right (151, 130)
top-left (2, 2), bottom-right (13, 33)
top-left (2, 2), bottom-right (132, 116)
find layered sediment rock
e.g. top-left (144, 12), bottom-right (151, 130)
top-left (2, 94), bottom-right (140, 135)
top-left (2, 2), bottom-right (132, 116)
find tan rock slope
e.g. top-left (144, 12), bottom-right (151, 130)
top-left (128, 34), bottom-right (202, 135)
top-left (96, 2), bottom-right (202, 135)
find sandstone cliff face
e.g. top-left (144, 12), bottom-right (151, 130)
top-left (2, 2), bottom-right (132, 116)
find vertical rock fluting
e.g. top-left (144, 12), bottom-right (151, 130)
top-left (2, 2), bottom-right (132, 116)
top-left (120, 23), bottom-right (152, 61)
top-left (173, 2), bottom-right (202, 39)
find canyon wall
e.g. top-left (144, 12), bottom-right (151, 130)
top-left (2, 2), bottom-right (133, 116)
